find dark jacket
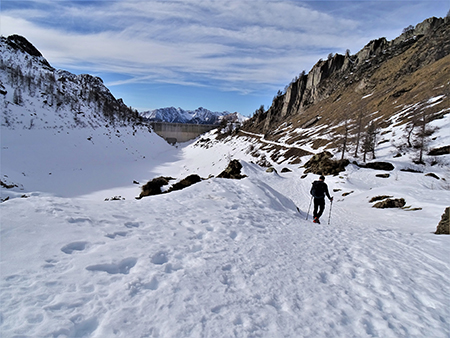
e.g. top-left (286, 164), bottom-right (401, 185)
top-left (310, 180), bottom-right (331, 199)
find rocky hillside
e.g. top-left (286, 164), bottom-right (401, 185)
top-left (234, 16), bottom-right (449, 165)
top-left (0, 35), bottom-right (144, 130)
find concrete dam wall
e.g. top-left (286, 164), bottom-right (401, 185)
top-left (150, 122), bottom-right (217, 144)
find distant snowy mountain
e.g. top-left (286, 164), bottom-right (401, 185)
top-left (142, 106), bottom-right (246, 125)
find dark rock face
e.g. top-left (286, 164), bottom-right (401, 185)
top-left (7, 35), bottom-right (44, 58)
top-left (6, 35), bottom-right (52, 69)
top-left (372, 198), bottom-right (406, 209)
top-left (435, 207), bottom-right (449, 234)
top-left (217, 160), bottom-right (247, 179)
top-left (304, 151), bottom-right (349, 176)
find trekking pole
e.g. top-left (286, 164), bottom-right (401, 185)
top-left (328, 199), bottom-right (333, 225)
top-left (306, 196), bottom-right (313, 220)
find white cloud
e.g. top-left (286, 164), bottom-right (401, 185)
top-left (1, 0), bottom-right (445, 96)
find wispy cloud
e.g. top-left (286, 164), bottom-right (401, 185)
top-left (1, 0), bottom-right (447, 97)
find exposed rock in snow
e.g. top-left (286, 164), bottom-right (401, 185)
top-left (435, 207), bottom-right (449, 234)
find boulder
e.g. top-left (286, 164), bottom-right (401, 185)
top-left (167, 174), bottom-right (202, 192)
top-left (428, 145), bottom-right (450, 156)
top-left (361, 162), bottom-right (394, 171)
top-left (435, 207), bottom-right (449, 235)
top-left (217, 160), bottom-right (247, 179)
top-left (137, 174), bottom-right (203, 199)
top-left (369, 195), bottom-right (393, 203)
top-left (372, 198), bottom-right (406, 209)
top-left (137, 176), bottom-right (174, 199)
top-left (304, 151), bottom-right (349, 176)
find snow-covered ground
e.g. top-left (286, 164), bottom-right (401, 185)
top-left (1, 119), bottom-right (449, 337)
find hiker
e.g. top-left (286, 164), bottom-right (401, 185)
top-left (310, 175), bottom-right (333, 224)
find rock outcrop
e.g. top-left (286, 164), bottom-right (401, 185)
top-left (372, 198), bottom-right (406, 209)
top-left (303, 151), bottom-right (349, 176)
top-left (137, 177), bottom-right (174, 199)
top-left (242, 16), bottom-right (450, 138)
top-left (217, 160), bottom-right (247, 179)
top-left (435, 207), bottom-right (449, 234)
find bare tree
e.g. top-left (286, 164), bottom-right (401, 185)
top-left (13, 88), bottom-right (23, 105)
top-left (340, 119), bottom-right (349, 160)
top-left (362, 122), bottom-right (378, 162)
top-left (402, 25), bottom-right (415, 37)
top-left (405, 117), bottom-right (417, 148)
top-left (353, 110), bottom-right (364, 158)
top-left (413, 111), bottom-right (436, 164)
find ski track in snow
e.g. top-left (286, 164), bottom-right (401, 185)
top-left (1, 170), bottom-right (449, 338)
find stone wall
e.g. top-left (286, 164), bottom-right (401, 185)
top-left (151, 122), bottom-right (217, 143)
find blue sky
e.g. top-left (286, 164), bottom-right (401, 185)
top-left (1, 1), bottom-right (448, 116)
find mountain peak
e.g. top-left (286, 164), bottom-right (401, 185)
top-left (4, 35), bottom-right (53, 69)
top-left (6, 35), bottom-right (43, 58)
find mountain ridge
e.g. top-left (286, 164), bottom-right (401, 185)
top-left (0, 34), bottom-right (145, 131)
top-left (214, 15), bottom-right (450, 166)
top-left (142, 106), bottom-right (246, 125)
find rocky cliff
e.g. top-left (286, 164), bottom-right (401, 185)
top-left (244, 16), bottom-right (450, 140)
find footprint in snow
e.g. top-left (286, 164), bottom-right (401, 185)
top-left (124, 221), bottom-right (140, 228)
top-left (105, 231), bottom-right (128, 239)
top-left (86, 257), bottom-right (137, 275)
top-left (61, 241), bottom-right (89, 254)
top-left (66, 217), bottom-right (92, 224)
top-left (229, 231), bottom-right (238, 240)
top-left (128, 277), bottom-right (159, 296)
top-left (151, 251), bottom-right (169, 265)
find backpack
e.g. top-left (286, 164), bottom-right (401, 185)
top-left (310, 181), bottom-right (325, 198)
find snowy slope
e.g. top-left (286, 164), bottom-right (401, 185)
top-left (2, 114), bottom-right (450, 337)
top-left (1, 158), bottom-right (449, 338)
top-left (1, 34), bottom-right (175, 199)
top-left (0, 126), bottom-right (176, 199)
